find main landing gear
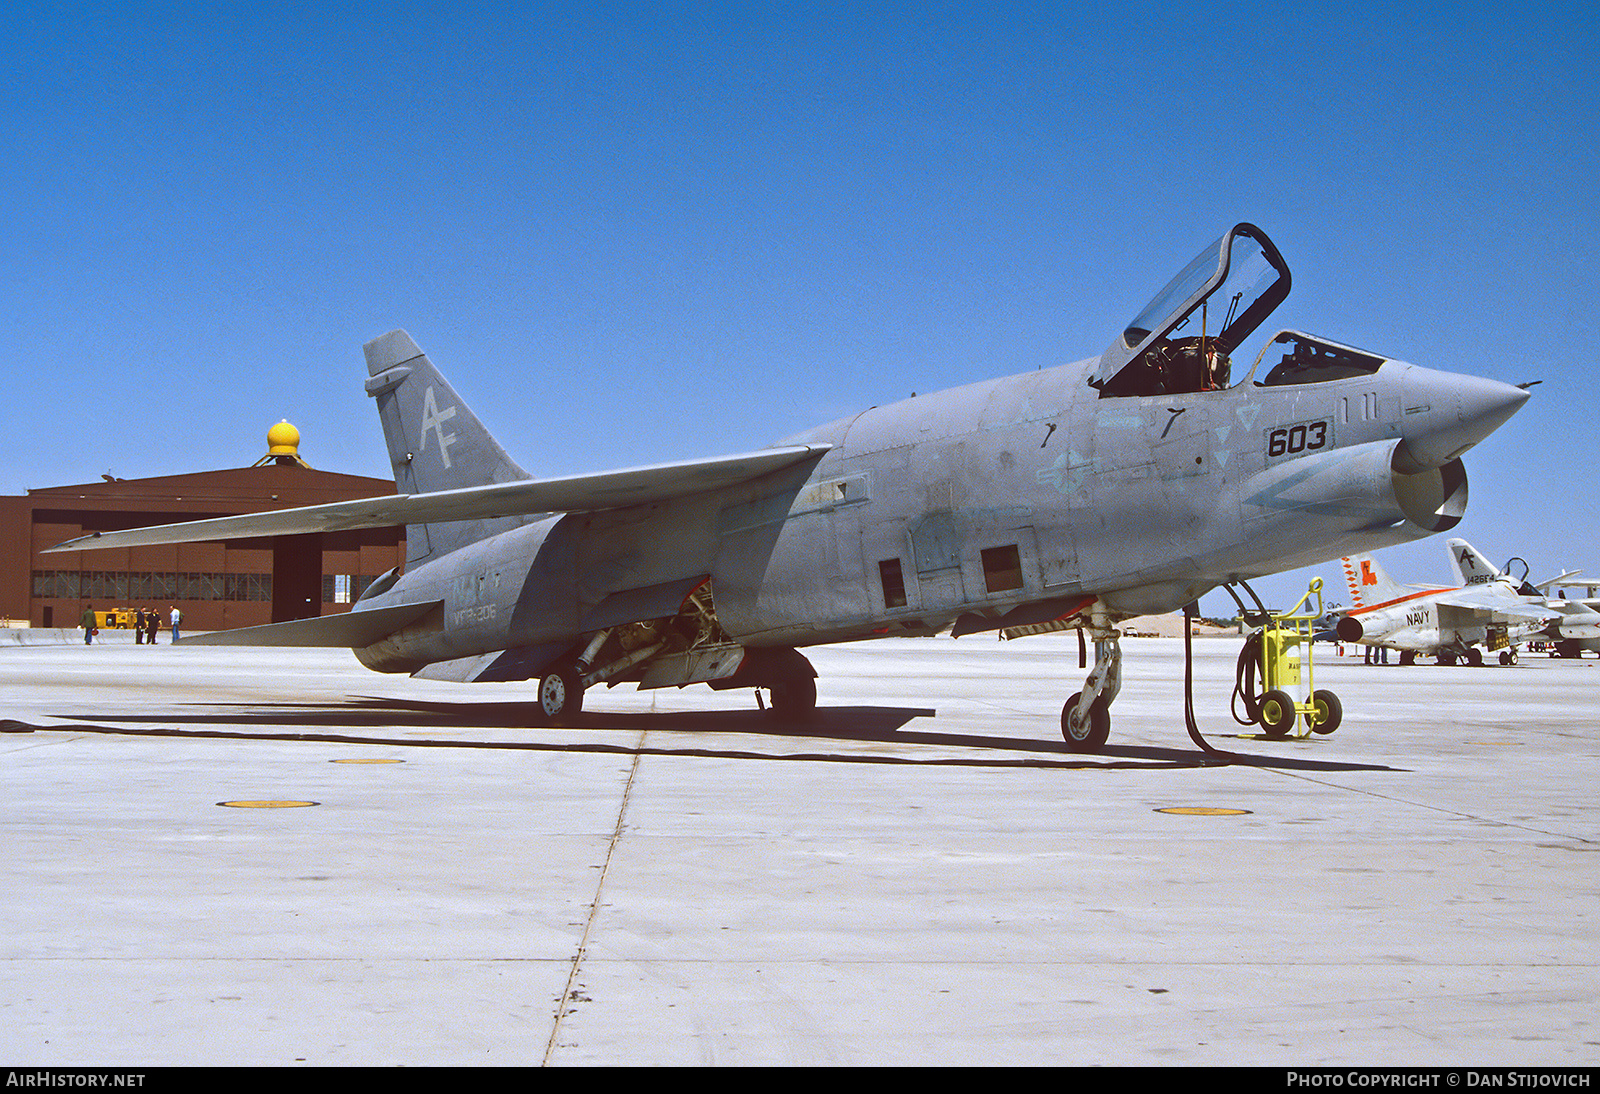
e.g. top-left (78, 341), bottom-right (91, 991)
top-left (754, 647), bottom-right (819, 719)
top-left (1061, 628), bottom-right (1121, 753)
top-left (536, 663), bottom-right (586, 722)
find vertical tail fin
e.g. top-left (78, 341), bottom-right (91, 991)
top-left (1446, 538), bottom-right (1502, 586)
top-left (1340, 554), bottom-right (1408, 609)
top-left (363, 330), bottom-right (533, 563)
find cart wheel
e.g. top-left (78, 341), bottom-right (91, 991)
top-left (1308, 689), bottom-right (1342, 734)
top-left (1258, 689), bottom-right (1296, 737)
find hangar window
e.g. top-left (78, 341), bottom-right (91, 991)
top-left (981, 545), bottom-right (1024, 593)
top-left (878, 559), bottom-right (907, 609)
top-left (29, 569), bottom-right (274, 603)
top-left (321, 574), bottom-right (381, 604)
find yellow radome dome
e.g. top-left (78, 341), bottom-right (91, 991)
top-left (267, 420), bottom-right (301, 455)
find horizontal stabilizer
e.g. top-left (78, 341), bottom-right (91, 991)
top-left (46, 445), bottom-right (831, 553)
top-left (178, 600), bottom-right (442, 648)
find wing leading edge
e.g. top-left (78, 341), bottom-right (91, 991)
top-left (1431, 588), bottom-right (1558, 627)
top-left (45, 445), bottom-right (832, 553)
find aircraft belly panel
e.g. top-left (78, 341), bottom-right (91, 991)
top-left (580, 575), bottom-right (709, 632)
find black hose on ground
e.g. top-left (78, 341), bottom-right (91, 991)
top-left (1182, 599), bottom-right (1230, 758)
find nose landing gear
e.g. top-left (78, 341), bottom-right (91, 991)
top-left (1061, 625), bottom-right (1122, 753)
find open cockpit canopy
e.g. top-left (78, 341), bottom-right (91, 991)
top-left (1092, 223), bottom-right (1291, 398)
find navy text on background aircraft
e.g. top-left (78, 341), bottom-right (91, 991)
top-left (1334, 540), bottom-right (1600, 665)
top-left (50, 224), bottom-right (1530, 751)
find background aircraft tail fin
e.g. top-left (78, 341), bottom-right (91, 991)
top-left (1340, 554), bottom-right (1407, 608)
top-left (363, 330), bottom-right (534, 563)
top-left (1446, 538), bottom-right (1503, 586)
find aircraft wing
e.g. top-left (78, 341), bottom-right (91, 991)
top-left (45, 445), bottom-right (831, 553)
top-left (178, 600), bottom-right (442, 647)
top-left (1542, 577), bottom-right (1600, 597)
top-left (1535, 570), bottom-right (1585, 593)
top-left (1432, 588), bottom-right (1558, 626)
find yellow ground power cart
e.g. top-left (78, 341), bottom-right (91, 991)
top-left (1234, 578), bottom-right (1342, 738)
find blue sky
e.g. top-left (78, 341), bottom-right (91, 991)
top-left (4, 2), bottom-right (1596, 614)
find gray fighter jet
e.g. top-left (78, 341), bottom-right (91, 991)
top-left (48, 224), bottom-right (1530, 751)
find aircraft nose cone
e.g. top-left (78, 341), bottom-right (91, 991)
top-left (1396, 368), bottom-right (1530, 472)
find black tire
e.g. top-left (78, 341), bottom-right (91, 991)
top-left (1258, 689), bottom-right (1297, 737)
top-left (1060, 690), bottom-right (1111, 752)
top-left (1499, 650), bottom-right (1514, 666)
top-left (769, 672), bottom-right (817, 717)
top-left (1466, 648), bottom-right (1483, 667)
top-left (764, 648), bottom-right (818, 718)
top-left (1308, 689), bottom-right (1342, 734)
top-left (536, 666), bottom-right (583, 724)
top-left (1399, 650), bottom-right (1416, 666)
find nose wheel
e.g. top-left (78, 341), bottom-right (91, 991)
top-left (1061, 632), bottom-right (1121, 753)
top-left (1061, 690), bottom-right (1111, 751)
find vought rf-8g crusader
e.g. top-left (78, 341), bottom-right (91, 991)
top-left (50, 224), bottom-right (1530, 752)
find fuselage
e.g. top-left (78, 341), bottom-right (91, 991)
top-left (1344, 592), bottom-right (1544, 654)
top-left (356, 336), bottom-right (1525, 674)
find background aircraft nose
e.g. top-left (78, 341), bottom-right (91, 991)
top-left (1394, 368), bottom-right (1530, 473)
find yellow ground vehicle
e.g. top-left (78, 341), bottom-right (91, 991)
top-left (1233, 578), bottom-right (1342, 737)
top-left (92, 608), bottom-right (160, 631)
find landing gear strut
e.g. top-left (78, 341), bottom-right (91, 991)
top-left (1061, 628), bottom-right (1121, 752)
